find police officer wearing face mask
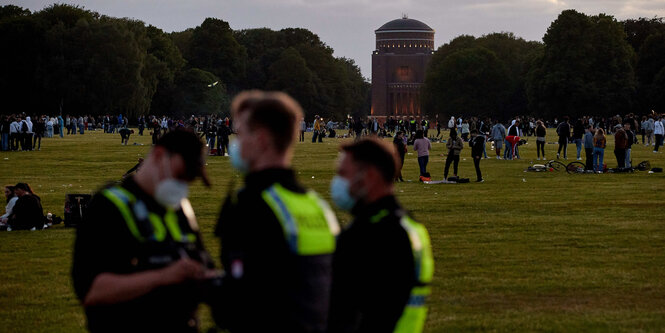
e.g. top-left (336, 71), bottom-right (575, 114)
top-left (213, 90), bottom-right (340, 332)
top-left (72, 129), bottom-right (218, 333)
top-left (328, 138), bottom-right (434, 333)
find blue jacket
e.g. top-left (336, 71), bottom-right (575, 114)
top-left (583, 131), bottom-right (594, 148)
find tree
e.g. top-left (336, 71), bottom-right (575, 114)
top-left (623, 17), bottom-right (665, 53)
top-left (188, 18), bottom-right (247, 93)
top-left (527, 10), bottom-right (635, 119)
top-left (266, 48), bottom-right (318, 117)
top-left (423, 33), bottom-right (540, 119)
top-left (636, 33), bottom-right (665, 111)
top-left (424, 47), bottom-right (511, 118)
top-left (171, 68), bottom-right (228, 117)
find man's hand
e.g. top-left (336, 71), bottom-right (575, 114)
top-left (161, 258), bottom-right (208, 286)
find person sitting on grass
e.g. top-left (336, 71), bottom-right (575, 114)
top-left (7, 183), bottom-right (44, 231)
top-left (444, 128), bottom-right (463, 181)
top-left (119, 128), bottom-right (134, 145)
top-left (469, 129), bottom-right (485, 182)
top-left (1, 185), bottom-right (18, 226)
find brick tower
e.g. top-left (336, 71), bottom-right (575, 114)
top-left (371, 16), bottom-right (434, 119)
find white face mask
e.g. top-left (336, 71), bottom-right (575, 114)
top-left (153, 153), bottom-right (189, 209)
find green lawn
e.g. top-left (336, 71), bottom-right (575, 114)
top-left (1, 129), bottom-right (664, 332)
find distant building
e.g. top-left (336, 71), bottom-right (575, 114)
top-left (371, 16), bottom-right (434, 119)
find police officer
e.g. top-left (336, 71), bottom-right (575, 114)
top-left (214, 91), bottom-right (340, 332)
top-left (328, 138), bottom-right (434, 333)
top-left (72, 129), bottom-right (217, 333)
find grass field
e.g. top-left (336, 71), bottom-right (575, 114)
top-left (1, 129), bottom-right (664, 332)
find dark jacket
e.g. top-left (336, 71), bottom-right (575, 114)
top-left (615, 129), bottom-right (628, 150)
top-left (557, 122), bottom-right (571, 139)
top-left (328, 195), bottom-right (414, 333)
top-left (9, 194), bottom-right (44, 230)
top-left (71, 177), bottom-right (213, 333)
top-left (214, 169), bottom-right (334, 333)
top-left (572, 121), bottom-right (585, 139)
top-left (470, 135), bottom-right (485, 157)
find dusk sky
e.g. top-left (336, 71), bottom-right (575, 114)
top-left (6, 0), bottom-right (665, 79)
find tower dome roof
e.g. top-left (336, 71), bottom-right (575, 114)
top-left (376, 17), bottom-right (434, 32)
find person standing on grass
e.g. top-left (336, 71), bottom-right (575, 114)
top-left (393, 131), bottom-right (406, 182)
top-left (46, 117), bottom-right (54, 138)
top-left (593, 128), bottom-right (606, 173)
top-left (299, 117), bottom-right (306, 142)
top-left (1, 115), bottom-right (9, 151)
top-left (444, 129), bottom-right (464, 181)
top-left (216, 120), bottom-right (231, 156)
top-left (213, 91), bottom-right (339, 332)
top-left (506, 120), bottom-right (520, 159)
top-left (614, 124), bottom-right (627, 168)
top-left (460, 119), bottom-right (470, 141)
top-left (654, 115), bottom-right (664, 153)
top-left (624, 121), bottom-right (635, 168)
top-left (58, 115), bottom-right (64, 138)
top-left (32, 117), bottom-right (44, 151)
top-left (469, 129), bottom-right (485, 182)
top-left (583, 125), bottom-right (595, 171)
top-left (72, 130), bottom-right (217, 332)
top-left (413, 130), bottom-right (431, 180)
top-left (572, 118), bottom-right (585, 160)
top-left (536, 120), bottom-right (547, 160)
top-left (491, 119), bottom-right (506, 159)
top-left (328, 138), bottom-right (433, 333)
top-left (641, 116), bottom-right (648, 145)
top-left (556, 116), bottom-right (570, 159)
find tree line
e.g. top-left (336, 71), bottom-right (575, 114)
top-left (422, 10), bottom-right (665, 120)
top-left (0, 4), bottom-right (370, 121)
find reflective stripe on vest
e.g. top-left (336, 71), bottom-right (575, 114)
top-left (102, 186), bottom-right (195, 243)
top-left (261, 183), bottom-right (339, 256)
top-left (393, 216), bottom-right (434, 333)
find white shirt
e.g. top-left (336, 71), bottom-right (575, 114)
top-left (1, 196), bottom-right (18, 219)
top-left (9, 121), bottom-right (19, 133)
top-left (654, 120), bottom-right (664, 135)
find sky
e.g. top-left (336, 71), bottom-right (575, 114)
top-left (6, 0), bottom-right (665, 79)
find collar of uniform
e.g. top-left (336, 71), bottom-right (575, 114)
top-left (244, 168), bottom-right (301, 192)
top-left (352, 195), bottom-right (401, 223)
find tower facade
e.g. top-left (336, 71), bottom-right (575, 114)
top-left (371, 17), bottom-right (434, 118)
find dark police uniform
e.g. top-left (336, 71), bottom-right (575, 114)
top-left (328, 195), bottom-right (433, 333)
top-left (214, 168), bottom-right (339, 332)
top-left (72, 177), bottom-right (214, 333)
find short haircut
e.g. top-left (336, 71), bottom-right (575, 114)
top-left (155, 129), bottom-right (207, 184)
top-left (232, 91), bottom-right (303, 153)
top-left (341, 138), bottom-right (398, 184)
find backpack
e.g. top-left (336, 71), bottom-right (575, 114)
top-left (21, 121), bottom-right (28, 133)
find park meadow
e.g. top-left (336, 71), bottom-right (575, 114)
top-left (1, 129), bottom-right (664, 332)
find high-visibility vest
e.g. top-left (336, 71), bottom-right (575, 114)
top-left (101, 186), bottom-right (197, 243)
top-left (261, 183), bottom-right (340, 255)
top-left (371, 210), bottom-right (434, 333)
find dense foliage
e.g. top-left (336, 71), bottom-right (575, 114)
top-left (0, 4), bottom-right (369, 120)
top-left (423, 10), bottom-right (664, 120)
